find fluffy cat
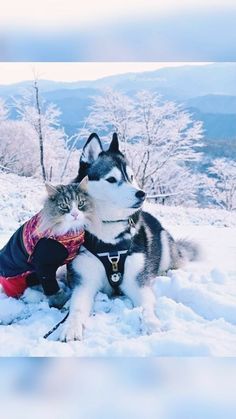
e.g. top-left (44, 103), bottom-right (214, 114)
top-left (0, 177), bottom-right (93, 308)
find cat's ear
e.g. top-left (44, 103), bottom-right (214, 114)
top-left (80, 133), bottom-right (103, 165)
top-left (45, 182), bottom-right (58, 197)
top-left (79, 176), bottom-right (89, 192)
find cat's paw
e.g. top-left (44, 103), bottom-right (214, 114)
top-left (141, 315), bottom-right (161, 335)
top-left (59, 316), bottom-right (84, 342)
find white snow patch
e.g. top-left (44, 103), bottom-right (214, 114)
top-left (0, 172), bottom-right (236, 356)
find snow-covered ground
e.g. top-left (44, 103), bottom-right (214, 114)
top-left (0, 172), bottom-right (236, 356)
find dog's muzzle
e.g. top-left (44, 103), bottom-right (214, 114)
top-left (132, 189), bottom-right (146, 208)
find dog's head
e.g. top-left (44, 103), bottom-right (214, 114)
top-left (75, 133), bottom-right (146, 211)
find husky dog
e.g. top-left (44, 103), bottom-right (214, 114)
top-left (60, 133), bottom-right (199, 342)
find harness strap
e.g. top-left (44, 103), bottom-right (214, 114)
top-left (83, 213), bottom-right (140, 293)
top-left (84, 233), bottom-right (130, 292)
top-left (97, 250), bottom-right (128, 291)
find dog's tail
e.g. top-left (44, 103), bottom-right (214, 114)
top-left (175, 239), bottom-right (202, 265)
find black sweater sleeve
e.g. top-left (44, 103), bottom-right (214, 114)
top-left (30, 238), bottom-right (69, 296)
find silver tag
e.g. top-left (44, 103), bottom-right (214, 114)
top-left (111, 273), bottom-right (121, 283)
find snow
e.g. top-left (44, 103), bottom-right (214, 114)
top-left (0, 172), bottom-right (236, 356)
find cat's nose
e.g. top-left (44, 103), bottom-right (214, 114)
top-left (71, 211), bottom-right (79, 220)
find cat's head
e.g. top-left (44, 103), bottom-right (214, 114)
top-left (40, 177), bottom-right (94, 235)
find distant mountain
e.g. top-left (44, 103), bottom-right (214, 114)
top-left (1, 63), bottom-right (236, 158)
top-left (44, 88), bottom-right (100, 136)
top-left (189, 108), bottom-right (236, 139)
top-left (0, 80), bottom-right (89, 97)
top-left (85, 63), bottom-right (236, 100)
top-left (186, 95), bottom-right (236, 114)
top-left (1, 62), bottom-right (236, 99)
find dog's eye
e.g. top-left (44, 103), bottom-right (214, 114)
top-left (106, 177), bottom-right (117, 183)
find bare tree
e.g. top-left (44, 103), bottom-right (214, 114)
top-left (33, 79), bottom-right (46, 181)
top-left (12, 83), bottom-right (68, 182)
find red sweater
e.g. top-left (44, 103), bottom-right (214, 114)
top-left (23, 212), bottom-right (84, 264)
top-left (0, 212), bottom-right (84, 297)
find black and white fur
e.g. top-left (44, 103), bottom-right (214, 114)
top-left (60, 133), bottom-right (199, 342)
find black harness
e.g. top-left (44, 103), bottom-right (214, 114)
top-left (84, 216), bottom-right (137, 294)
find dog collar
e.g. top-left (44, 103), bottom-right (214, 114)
top-left (102, 217), bottom-right (135, 226)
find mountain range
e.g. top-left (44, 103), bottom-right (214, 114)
top-left (1, 63), bottom-right (236, 160)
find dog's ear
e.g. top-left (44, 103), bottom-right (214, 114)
top-left (80, 133), bottom-right (103, 164)
top-left (108, 132), bottom-right (119, 152)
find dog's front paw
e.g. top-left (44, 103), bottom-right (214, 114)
top-left (59, 316), bottom-right (84, 342)
top-left (141, 315), bottom-right (161, 335)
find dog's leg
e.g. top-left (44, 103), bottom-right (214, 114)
top-left (121, 253), bottom-right (161, 334)
top-left (123, 283), bottom-right (161, 334)
top-left (59, 250), bottom-right (106, 342)
top-left (59, 283), bottom-right (97, 342)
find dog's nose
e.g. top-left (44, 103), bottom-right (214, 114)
top-left (135, 190), bottom-right (146, 199)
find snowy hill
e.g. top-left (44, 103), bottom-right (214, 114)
top-left (0, 172), bottom-right (236, 356)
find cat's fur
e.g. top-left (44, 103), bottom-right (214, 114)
top-left (39, 180), bottom-right (94, 235)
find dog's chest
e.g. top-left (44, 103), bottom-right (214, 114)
top-left (84, 230), bottom-right (133, 292)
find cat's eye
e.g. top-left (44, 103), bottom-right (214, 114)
top-left (59, 203), bottom-right (69, 211)
top-left (106, 177), bottom-right (117, 183)
top-left (78, 200), bottom-right (85, 209)
top-left (130, 175), bottom-right (134, 182)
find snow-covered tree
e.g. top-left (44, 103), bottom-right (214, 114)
top-left (85, 88), bottom-right (136, 150)
top-left (204, 158), bottom-right (236, 211)
top-left (0, 120), bottom-right (39, 176)
top-left (146, 162), bottom-right (201, 206)
top-left (0, 86), bottom-right (79, 181)
top-left (13, 85), bottom-right (69, 182)
top-left (130, 91), bottom-right (203, 189)
top-left (83, 88), bottom-right (203, 205)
